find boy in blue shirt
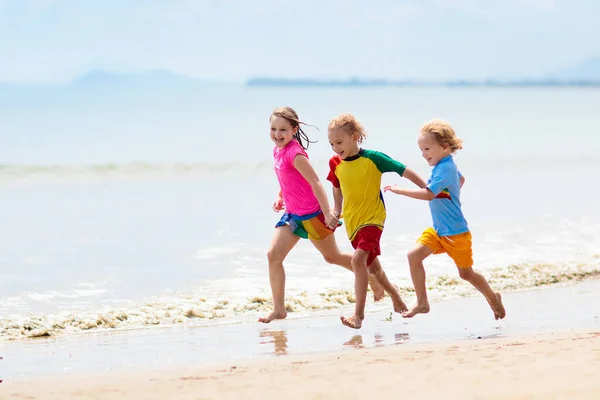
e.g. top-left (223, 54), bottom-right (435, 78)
top-left (384, 119), bottom-right (505, 320)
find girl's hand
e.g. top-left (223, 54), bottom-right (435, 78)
top-left (325, 210), bottom-right (340, 230)
top-left (383, 185), bottom-right (404, 195)
top-left (273, 196), bottom-right (285, 212)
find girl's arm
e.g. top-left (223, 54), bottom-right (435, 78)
top-left (402, 168), bottom-right (427, 189)
top-left (293, 155), bottom-right (338, 227)
top-left (460, 175), bottom-right (465, 188)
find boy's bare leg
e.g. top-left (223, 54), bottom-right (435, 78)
top-left (259, 226), bottom-right (300, 323)
top-left (458, 267), bottom-right (506, 320)
top-left (311, 235), bottom-right (385, 301)
top-left (402, 244), bottom-right (434, 318)
top-left (340, 249), bottom-right (369, 329)
top-left (368, 277), bottom-right (385, 302)
top-left (368, 257), bottom-right (407, 313)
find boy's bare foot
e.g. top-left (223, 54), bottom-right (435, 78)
top-left (340, 314), bottom-right (363, 329)
top-left (489, 292), bottom-right (506, 320)
top-left (258, 310), bottom-right (287, 323)
top-left (391, 292), bottom-right (408, 314)
top-left (402, 303), bottom-right (430, 318)
top-left (369, 278), bottom-right (385, 302)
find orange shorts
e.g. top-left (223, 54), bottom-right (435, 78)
top-left (417, 227), bottom-right (473, 268)
top-left (351, 225), bottom-right (382, 267)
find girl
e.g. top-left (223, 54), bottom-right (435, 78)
top-left (259, 107), bottom-right (383, 323)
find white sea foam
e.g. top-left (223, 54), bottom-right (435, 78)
top-left (2, 258), bottom-right (599, 340)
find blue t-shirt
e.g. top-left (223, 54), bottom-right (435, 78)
top-left (426, 155), bottom-right (469, 236)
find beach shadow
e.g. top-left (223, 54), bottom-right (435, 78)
top-left (259, 330), bottom-right (289, 355)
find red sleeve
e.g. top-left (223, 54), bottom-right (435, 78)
top-left (327, 156), bottom-right (341, 188)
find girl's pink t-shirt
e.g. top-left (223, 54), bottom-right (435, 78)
top-left (273, 140), bottom-right (320, 215)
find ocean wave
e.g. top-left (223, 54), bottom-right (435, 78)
top-left (2, 259), bottom-right (599, 340)
top-left (2, 157), bottom-right (598, 182)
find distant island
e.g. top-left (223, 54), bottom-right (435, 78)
top-left (247, 77), bottom-right (600, 88)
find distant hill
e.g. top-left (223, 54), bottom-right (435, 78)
top-left (247, 58), bottom-right (600, 87)
top-left (246, 77), bottom-right (600, 88)
top-left (2, 59), bottom-right (599, 91)
top-left (550, 57), bottom-right (600, 80)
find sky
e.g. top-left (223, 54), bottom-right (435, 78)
top-left (0, 0), bottom-right (598, 83)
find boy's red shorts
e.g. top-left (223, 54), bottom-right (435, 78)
top-left (351, 225), bottom-right (382, 266)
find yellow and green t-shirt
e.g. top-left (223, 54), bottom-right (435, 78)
top-left (327, 149), bottom-right (406, 240)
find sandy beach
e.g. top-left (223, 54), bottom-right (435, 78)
top-left (3, 328), bottom-right (599, 400)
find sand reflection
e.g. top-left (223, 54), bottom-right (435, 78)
top-left (259, 330), bottom-right (289, 355)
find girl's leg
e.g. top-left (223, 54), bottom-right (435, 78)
top-left (259, 226), bottom-right (300, 323)
top-left (402, 244), bottom-right (434, 318)
top-left (310, 234), bottom-right (384, 301)
top-left (340, 249), bottom-right (369, 329)
top-left (367, 257), bottom-right (407, 313)
top-left (457, 267), bottom-right (506, 320)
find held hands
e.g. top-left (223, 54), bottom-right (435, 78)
top-left (324, 209), bottom-right (340, 230)
top-left (383, 185), bottom-right (405, 195)
top-left (272, 196), bottom-right (285, 212)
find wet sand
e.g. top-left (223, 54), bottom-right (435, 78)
top-left (1, 279), bottom-right (600, 398)
top-left (4, 329), bottom-right (600, 399)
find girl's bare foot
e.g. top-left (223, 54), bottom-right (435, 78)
top-left (489, 292), bottom-right (506, 320)
top-left (258, 309), bottom-right (287, 323)
top-left (340, 314), bottom-right (363, 329)
top-left (402, 303), bottom-right (430, 318)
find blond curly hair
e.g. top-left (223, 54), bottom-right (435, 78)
top-left (420, 119), bottom-right (463, 153)
top-left (327, 113), bottom-right (367, 144)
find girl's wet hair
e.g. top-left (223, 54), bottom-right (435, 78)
top-left (270, 107), bottom-right (317, 150)
top-left (327, 113), bottom-right (367, 144)
top-left (420, 119), bottom-right (463, 153)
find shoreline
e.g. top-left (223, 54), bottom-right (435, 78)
top-left (2, 278), bottom-right (599, 382)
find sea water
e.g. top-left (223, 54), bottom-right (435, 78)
top-left (1, 85), bottom-right (599, 339)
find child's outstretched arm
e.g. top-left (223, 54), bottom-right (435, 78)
top-left (293, 155), bottom-right (338, 228)
top-left (384, 186), bottom-right (435, 201)
top-left (402, 168), bottom-right (427, 189)
top-left (366, 151), bottom-right (426, 191)
top-left (383, 167), bottom-right (431, 200)
top-left (385, 166), bottom-right (455, 201)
